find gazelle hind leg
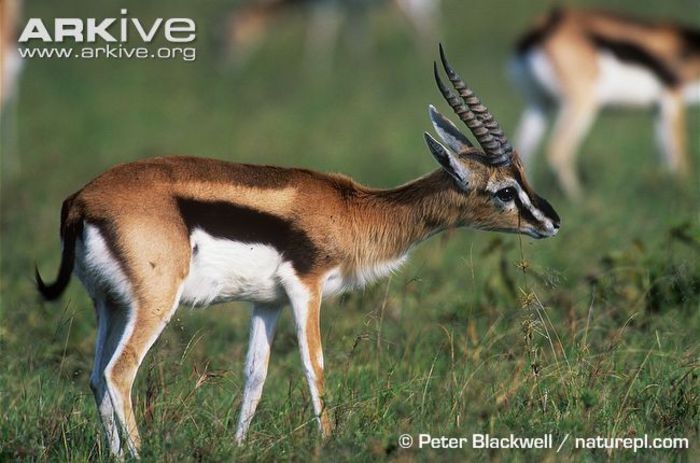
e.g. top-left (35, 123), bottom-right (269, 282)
top-left (235, 304), bottom-right (282, 444)
top-left (90, 295), bottom-right (127, 456)
top-left (101, 284), bottom-right (184, 458)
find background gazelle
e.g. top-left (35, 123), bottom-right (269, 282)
top-left (511, 8), bottom-right (700, 199)
top-left (223, 0), bottom-right (441, 68)
top-left (0, 0), bottom-right (23, 117)
top-left (36, 45), bottom-right (559, 458)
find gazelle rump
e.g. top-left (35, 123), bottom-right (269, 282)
top-left (511, 8), bottom-right (700, 199)
top-left (35, 46), bottom-right (559, 458)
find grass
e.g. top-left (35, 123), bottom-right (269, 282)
top-left (1, 0), bottom-right (699, 461)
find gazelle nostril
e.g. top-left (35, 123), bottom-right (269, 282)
top-left (553, 221), bottom-right (561, 229)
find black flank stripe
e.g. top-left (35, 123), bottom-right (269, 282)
top-left (175, 197), bottom-right (319, 275)
top-left (588, 33), bottom-right (680, 87)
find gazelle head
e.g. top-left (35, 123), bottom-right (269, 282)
top-left (425, 45), bottom-right (560, 239)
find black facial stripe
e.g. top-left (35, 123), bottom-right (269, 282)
top-left (510, 167), bottom-right (559, 224)
top-left (534, 194), bottom-right (560, 224)
top-left (514, 195), bottom-right (539, 224)
top-left (175, 197), bottom-right (319, 275)
top-left (508, 169), bottom-right (537, 222)
top-left (588, 33), bottom-right (680, 87)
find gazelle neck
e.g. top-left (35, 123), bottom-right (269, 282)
top-left (351, 169), bottom-right (465, 263)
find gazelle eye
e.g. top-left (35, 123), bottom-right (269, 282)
top-left (495, 187), bottom-right (517, 202)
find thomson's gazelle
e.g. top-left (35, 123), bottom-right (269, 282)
top-left (511, 8), bottom-right (700, 199)
top-left (36, 46), bottom-right (560, 458)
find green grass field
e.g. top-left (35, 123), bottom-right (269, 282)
top-left (1, 0), bottom-right (699, 461)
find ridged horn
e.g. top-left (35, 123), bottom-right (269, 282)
top-left (434, 44), bottom-right (513, 165)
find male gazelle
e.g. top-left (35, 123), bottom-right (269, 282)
top-left (511, 8), bottom-right (700, 199)
top-left (0, 0), bottom-right (23, 116)
top-left (36, 46), bottom-right (559, 458)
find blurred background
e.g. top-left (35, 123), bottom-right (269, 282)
top-left (1, 0), bottom-right (698, 461)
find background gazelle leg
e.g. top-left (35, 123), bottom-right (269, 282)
top-left (546, 97), bottom-right (599, 200)
top-left (655, 90), bottom-right (688, 175)
top-left (514, 104), bottom-right (550, 167)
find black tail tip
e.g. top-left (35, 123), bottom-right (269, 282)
top-left (35, 265), bottom-right (62, 301)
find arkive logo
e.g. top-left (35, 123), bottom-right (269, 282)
top-left (18, 9), bottom-right (196, 43)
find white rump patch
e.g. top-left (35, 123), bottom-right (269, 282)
top-left (74, 222), bottom-right (133, 302)
top-left (516, 49), bottom-right (562, 101)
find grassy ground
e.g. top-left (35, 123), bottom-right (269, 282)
top-left (1, 0), bottom-right (699, 461)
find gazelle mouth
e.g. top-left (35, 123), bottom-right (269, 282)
top-left (480, 226), bottom-right (557, 239)
top-left (523, 227), bottom-right (558, 239)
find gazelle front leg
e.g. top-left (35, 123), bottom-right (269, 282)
top-left (546, 97), bottom-right (598, 200)
top-left (235, 304), bottom-right (282, 444)
top-left (285, 276), bottom-right (333, 437)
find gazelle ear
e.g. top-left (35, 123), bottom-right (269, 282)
top-left (428, 105), bottom-right (474, 153)
top-left (424, 132), bottom-right (470, 188)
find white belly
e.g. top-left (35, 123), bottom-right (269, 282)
top-left (181, 229), bottom-right (286, 306)
top-left (182, 229), bottom-right (410, 305)
top-left (595, 52), bottom-right (664, 106)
